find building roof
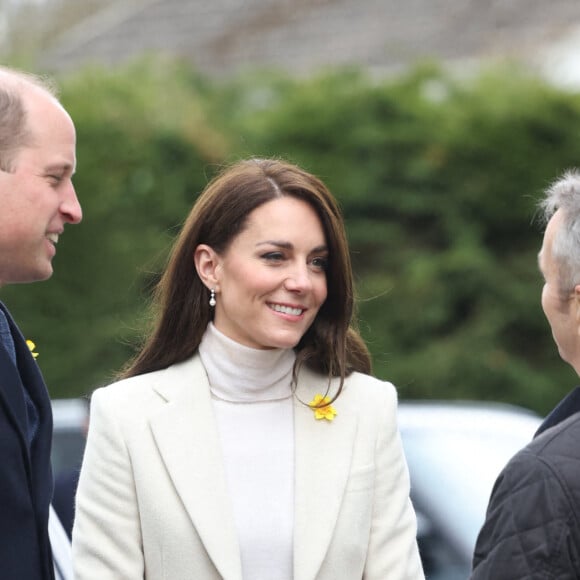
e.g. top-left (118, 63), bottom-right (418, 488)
top-left (39, 0), bottom-right (580, 83)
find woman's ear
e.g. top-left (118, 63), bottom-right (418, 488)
top-left (194, 244), bottom-right (221, 290)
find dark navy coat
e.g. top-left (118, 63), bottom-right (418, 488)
top-left (0, 302), bottom-right (54, 579)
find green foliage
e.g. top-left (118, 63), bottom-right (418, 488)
top-left (3, 58), bottom-right (580, 413)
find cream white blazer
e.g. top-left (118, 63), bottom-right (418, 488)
top-left (72, 355), bottom-right (424, 580)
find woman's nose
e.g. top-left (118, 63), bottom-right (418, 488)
top-left (284, 264), bottom-right (313, 292)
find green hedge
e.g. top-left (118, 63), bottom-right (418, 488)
top-left (3, 59), bottom-right (579, 413)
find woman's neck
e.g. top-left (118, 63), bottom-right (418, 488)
top-left (199, 323), bottom-right (295, 402)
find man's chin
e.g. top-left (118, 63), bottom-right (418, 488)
top-left (36, 269), bottom-right (54, 282)
top-left (13, 267), bottom-right (54, 285)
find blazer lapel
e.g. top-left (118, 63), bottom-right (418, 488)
top-left (0, 305), bottom-right (29, 449)
top-left (0, 304), bottom-right (53, 556)
top-left (0, 306), bottom-right (53, 484)
top-left (149, 356), bottom-right (243, 580)
top-left (0, 346), bottom-right (29, 447)
top-left (12, 325), bottom-right (54, 490)
top-left (293, 369), bottom-right (358, 580)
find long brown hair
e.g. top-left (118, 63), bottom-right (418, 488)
top-left (121, 158), bottom-right (371, 393)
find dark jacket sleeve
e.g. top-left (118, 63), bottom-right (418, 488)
top-left (471, 420), bottom-right (580, 580)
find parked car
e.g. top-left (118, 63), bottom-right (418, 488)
top-left (50, 398), bottom-right (542, 578)
top-left (51, 397), bottom-right (88, 477)
top-left (50, 399), bottom-right (88, 580)
top-left (398, 400), bottom-right (542, 580)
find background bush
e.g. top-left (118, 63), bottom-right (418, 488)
top-left (2, 58), bottom-right (579, 413)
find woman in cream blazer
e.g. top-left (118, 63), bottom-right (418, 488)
top-left (72, 158), bottom-right (424, 579)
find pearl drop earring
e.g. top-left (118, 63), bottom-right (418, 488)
top-left (209, 288), bottom-right (216, 307)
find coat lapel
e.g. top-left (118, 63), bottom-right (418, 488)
top-left (293, 369), bottom-right (358, 580)
top-left (0, 304), bottom-right (29, 449)
top-left (149, 356), bottom-right (243, 580)
top-left (0, 345), bottom-right (28, 446)
top-left (0, 305), bottom-right (53, 494)
top-left (0, 303), bottom-right (53, 565)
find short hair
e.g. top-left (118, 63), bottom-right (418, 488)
top-left (122, 158), bottom-right (371, 394)
top-left (539, 169), bottom-right (580, 295)
top-left (0, 66), bottom-right (58, 171)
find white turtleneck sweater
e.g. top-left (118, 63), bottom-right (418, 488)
top-left (198, 323), bottom-right (295, 580)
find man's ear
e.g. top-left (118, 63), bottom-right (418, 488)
top-left (574, 285), bottom-right (580, 326)
top-left (194, 244), bottom-right (221, 291)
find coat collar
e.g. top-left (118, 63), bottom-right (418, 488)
top-left (148, 355), bottom-right (357, 580)
top-left (535, 385), bottom-right (580, 437)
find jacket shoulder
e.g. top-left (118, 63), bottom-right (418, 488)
top-left (471, 412), bottom-right (580, 579)
top-left (91, 354), bottom-right (202, 406)
top-left (343, 371), bottom-right (397, 405)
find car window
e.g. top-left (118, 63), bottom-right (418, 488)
top-left (398, 402), bottom-right (542, 579)
top-left (52, 428), bottom-right (86, 476)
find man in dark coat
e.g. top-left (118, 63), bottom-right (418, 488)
top-left (471, 171), bottom-right (580, 579)
top-left (0, 66), bottom-right (82, 579)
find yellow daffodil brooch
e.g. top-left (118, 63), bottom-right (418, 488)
top-left (308, 394), bottom-right (337, 422)
top-left (26, 340), bottom-right (39, 359)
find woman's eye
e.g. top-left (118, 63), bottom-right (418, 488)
top-left (311, 256), bottom-right (328, 270)
top-left (262, 252), bottom-right (284, 262)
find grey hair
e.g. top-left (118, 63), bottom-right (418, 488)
top-left (0, 66), bottom-right (58, 171)
top-left (539, 169), bottom-right (580, 296)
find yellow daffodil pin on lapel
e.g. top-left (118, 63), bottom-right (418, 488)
top-left (308, 394), bottom-right (337, 422)
top-left (26, 340), bottom-right (39, 359)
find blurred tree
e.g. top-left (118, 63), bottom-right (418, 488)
top-left (1, 58), bottom-right (579, 415)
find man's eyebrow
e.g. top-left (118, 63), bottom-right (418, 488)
top-left (45, 162), bottom-right (75, 174)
